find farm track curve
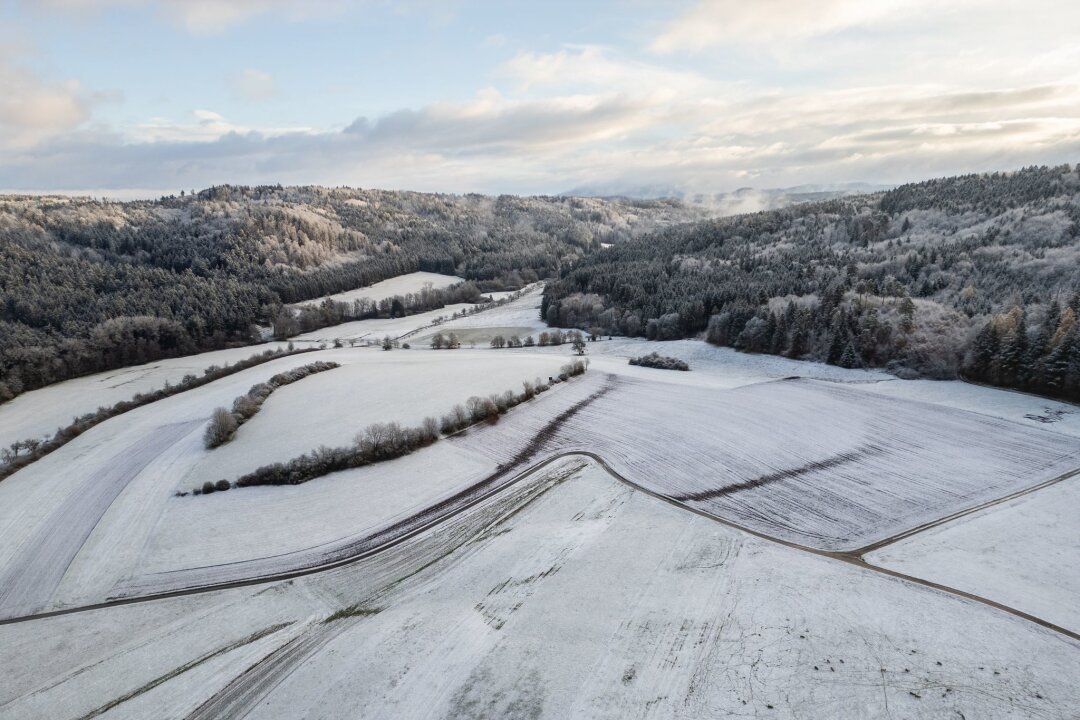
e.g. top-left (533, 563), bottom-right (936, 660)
top-left (1, 447), bottom-right (1077, 644)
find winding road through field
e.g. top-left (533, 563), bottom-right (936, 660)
top-left (2, 442), bottom-right (1077, 645)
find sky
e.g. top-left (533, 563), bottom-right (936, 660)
top-left (1, 0), bottom-right (1079, 197)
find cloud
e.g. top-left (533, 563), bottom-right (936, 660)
top-left (228, 69), bottom-right (276, 101)
top-left (30, 0), bottom-right (342, 33)
top-left (649, 0), bottom-right (989, 54)
top-left (344, 90), bottom-right (659, 152)
top-left (4, 1), bottom-right (1080, 195)
top-left (500, 45), bottom-right (709, 98)
top-left (0, 58), bottom-right (90, 151)
top-left (3, 73), bottom-right (1079, 196)
top-left (0, 90), bottom-right (668, 192)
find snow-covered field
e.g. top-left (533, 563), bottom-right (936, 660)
top-left (0, 344), bottom-right (289, 450)
top-left (2, 461), bottom-right (1076, 719)
top-left (0, 347), bottom-right (570, 617)
top-left (2, 282), bottom-right (1079, 717)
top-left (287, 271), bottom-right (464, 310)
top-left (182, 351), bottom-right (564, 486)
top-left (453, 372), bottom-right (1079, 551)
top-left (867, 478), bottom-right (1080, 633)
top-left (292, 303), bottom-right (479, 343)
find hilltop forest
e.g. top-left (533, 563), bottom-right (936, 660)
top-left (4, 167), bottom-right (1080, 405)
top-left (542, 166), bottom-right (1080, 401)
top-left (0, 187), bottom-right (703, 401)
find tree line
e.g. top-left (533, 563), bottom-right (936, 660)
top-left (1, 188), bottom-right (702, 403)
top-left (204, 360), bottom-right (341, 448)
top-left (0, 345), bottom-right (318, 481)
top-left (541, 165), bottom-right (1080, 401)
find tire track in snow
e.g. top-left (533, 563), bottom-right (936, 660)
top-left (0, 420), bottom-right (201, 619)
top-left (184, 619), bottom-right (353, 720)
top-left (1, 419), bottom-right (1077, 644)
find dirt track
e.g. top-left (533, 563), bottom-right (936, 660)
top-left (2, 444), bottom-right (1077, 646)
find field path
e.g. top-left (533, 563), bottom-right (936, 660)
top-left (0, 420), bottom-right (200, 619)
top-left (2, 447), bottom-right (1077, 645)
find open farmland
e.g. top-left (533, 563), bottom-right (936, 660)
top-left (1, 460), bottom-right (1076, 719)
top-left (0, 344), bottom-right (572, 618)
top-left (866, 478), bottom-right (1080, 633)
top-left (1, 275), bottom-right (1078, 718)
top-left (453, 373), bottom-right (1080, 551)
top-left (0, 344), bottom-right (290, 451)
top-left (291, 303), bottom-right (481, 343)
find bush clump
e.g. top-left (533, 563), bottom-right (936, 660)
top-left (628, 352), bottom-right (689, 371)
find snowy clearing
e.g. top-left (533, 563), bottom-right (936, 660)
top-left (182, 351), bottom-right (565, 487)
top-left (0, 348), bottom-right (572, 615)
top-left (286, 271), bottom-right (464, 310)
top-left (291, 303), bottom-right (479, 343)
top-left (866, 478), bottom-right (1080, 633)
top-left (859, 376), bottom-right (1080, 438)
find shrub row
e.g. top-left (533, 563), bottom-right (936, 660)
top-left (204, 360), bottom-right (341, 448)
top-left (190, 360), bottom-right (589, 494)
top-left (0, 345), bottom-right (320, 482)
top-left (628, 352), bottom-right (690, 371)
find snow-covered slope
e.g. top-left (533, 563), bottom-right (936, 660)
top-left (1, 460), bottom-right (1075, 719)
top-left (0, 348), bottom-right (570, 617)
top-left (0, 344), bottom-right (290, 450)
top-left (867, 478), bottom-right (1080, 633)
top-left (455, 373), bottom-right (1080, 551)
top-left (287, 271), bottom-right (464, 310)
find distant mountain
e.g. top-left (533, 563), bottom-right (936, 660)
top-left (561, 182), bottom-right (891, 215)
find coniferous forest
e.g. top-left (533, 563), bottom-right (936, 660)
top-left (0, 187), bottom-right (703, 401)
top-left (542, 166), bottom-right (1080, 402)
top-left (3, 167), bottom-right (1079, 404)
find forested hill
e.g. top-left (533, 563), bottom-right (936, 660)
top-left (542, 165), bottom-right (1080, 401)
top-left (0, 186), bottom-right (708, 400)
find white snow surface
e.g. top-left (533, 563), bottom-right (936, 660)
top-left (182, 351), bottom-right (564, 486)
top-left (2, 278), bottom-right (1080, 717)
top-left (291, 303), bottom-right (479, 343)
top-left (0, 344), bottom-right (289, 450)
top-left (454, 372), bottom-right (1080, 551)
top-left (287, 271), bottom-right (464, 309)
top-left (0, 348), bottom-right (570, 615)
top-left (1, 461), bottom-right (1076, 719)
top-left (867, 478), bottom-right (1080, 633)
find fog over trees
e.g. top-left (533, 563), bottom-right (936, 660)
top-left (542, 166), bottom-right (1080, 401)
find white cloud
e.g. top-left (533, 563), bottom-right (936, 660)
top-left (0, 58), bottom-right (89, 151)
top-left (4, 1), bottom-right (1080, 194)
top-left (649, 0), bottom-right (996, 54)
top-left (31, 0), bottom-right (342, 33)
top-left (125, 108), bottom-right (314, 143)
top-left (500, 45), bottom-right (709, 99)
top-left (228, 68), bottom-right (276, 101)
